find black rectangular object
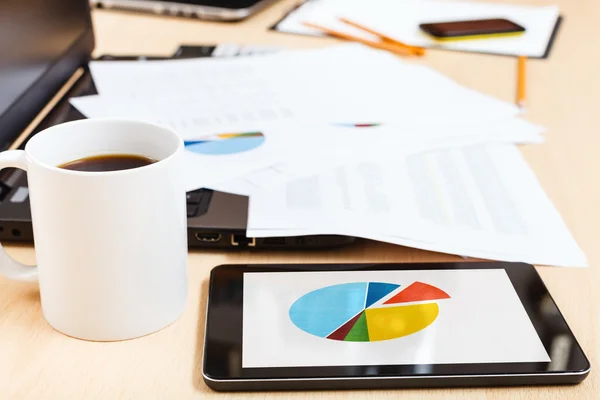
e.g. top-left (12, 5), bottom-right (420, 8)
top-left (202, 262), bottom-right (590, 391)
top-left (419, 18), bottom-right (526, 39)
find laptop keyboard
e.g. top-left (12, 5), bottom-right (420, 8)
top-left (187, 189), bottom-right (212, 218)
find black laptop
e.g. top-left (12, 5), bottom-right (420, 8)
top-left (0, 0), bottom-right (355, 250)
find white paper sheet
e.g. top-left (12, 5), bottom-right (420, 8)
top-left (242, 269), bottom-right (550, 368)
top-left (247, 143), bottom-right (586, 267)
top-left (276, 0), bottom-right (560, 57)
top-left (210, 118), bottom-right (544, 196)
top-left (77, 44), bottom-right (520, 131)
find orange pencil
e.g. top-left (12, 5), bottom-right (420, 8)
top-left (517, 56), bottom-right (527, 108)
top-left (339, 17), bottom-right (426, 56)
top-left (303, 21), bottom-right (415, 57)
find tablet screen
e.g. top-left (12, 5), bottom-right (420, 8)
top-left (242, 269), bottom-right (549, 368)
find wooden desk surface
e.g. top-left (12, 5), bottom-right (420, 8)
top-left (1, 0), bottom-right (598, 398)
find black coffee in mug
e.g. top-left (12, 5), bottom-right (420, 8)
top-left (58, 154), bottom-right (157, 172)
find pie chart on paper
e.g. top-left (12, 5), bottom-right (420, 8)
top-left (184, 132), bottom-right (265, 155)
top-left (289, 281), bottom-right (450, 342)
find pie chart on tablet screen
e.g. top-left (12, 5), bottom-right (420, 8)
top-left (289, 281), bottom-right (450, 342)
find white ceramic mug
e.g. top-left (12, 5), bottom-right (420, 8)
top-left (0, 119), bottom-right (188, 341)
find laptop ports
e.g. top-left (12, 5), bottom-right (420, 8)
top-left (231, 234), bottom-right (256, 247)
top-left (262, 237), bottom-right (286, 246)
top-left (194, 232), bottom-right (222, 243)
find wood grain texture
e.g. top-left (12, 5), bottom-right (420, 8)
top-left (0, 0), bottom-right (598, 398)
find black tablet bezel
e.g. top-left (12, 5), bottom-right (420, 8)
top-left (202, 262), bottom-right (590, 388)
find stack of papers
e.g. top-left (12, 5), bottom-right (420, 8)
top-left (70, 43), bottom-right (586, 267)
top-left (275, 0), bottom-right (560, 58)
top-left (73, 44), bottom-right (527, 190)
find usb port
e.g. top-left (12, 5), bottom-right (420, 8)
top-left (231, 234), bottom-right (256, 247)
top-left (194, 232), bottom-right (222, 243)
top-left (263, 237), bottom-right (286, 246)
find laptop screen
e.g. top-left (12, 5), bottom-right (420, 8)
top-left (0, 0), bottom-right (94, 149)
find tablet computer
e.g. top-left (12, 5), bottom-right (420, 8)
top-left (202, 262), bottom-right (590, 391)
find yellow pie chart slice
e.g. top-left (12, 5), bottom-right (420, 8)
top-left (364, 303), bottom-right (439, 342)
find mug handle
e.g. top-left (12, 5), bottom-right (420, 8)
top-left (0, 150), bottom-right (37, 282)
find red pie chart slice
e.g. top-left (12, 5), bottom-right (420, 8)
top-left (383, 281), bottom-right (450, 305)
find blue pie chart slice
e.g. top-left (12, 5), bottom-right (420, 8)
top-left (288, 282), bottom-right (367, 338)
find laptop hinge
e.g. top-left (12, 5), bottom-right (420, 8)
top-left (9, 68), bottom-right (85, 151)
